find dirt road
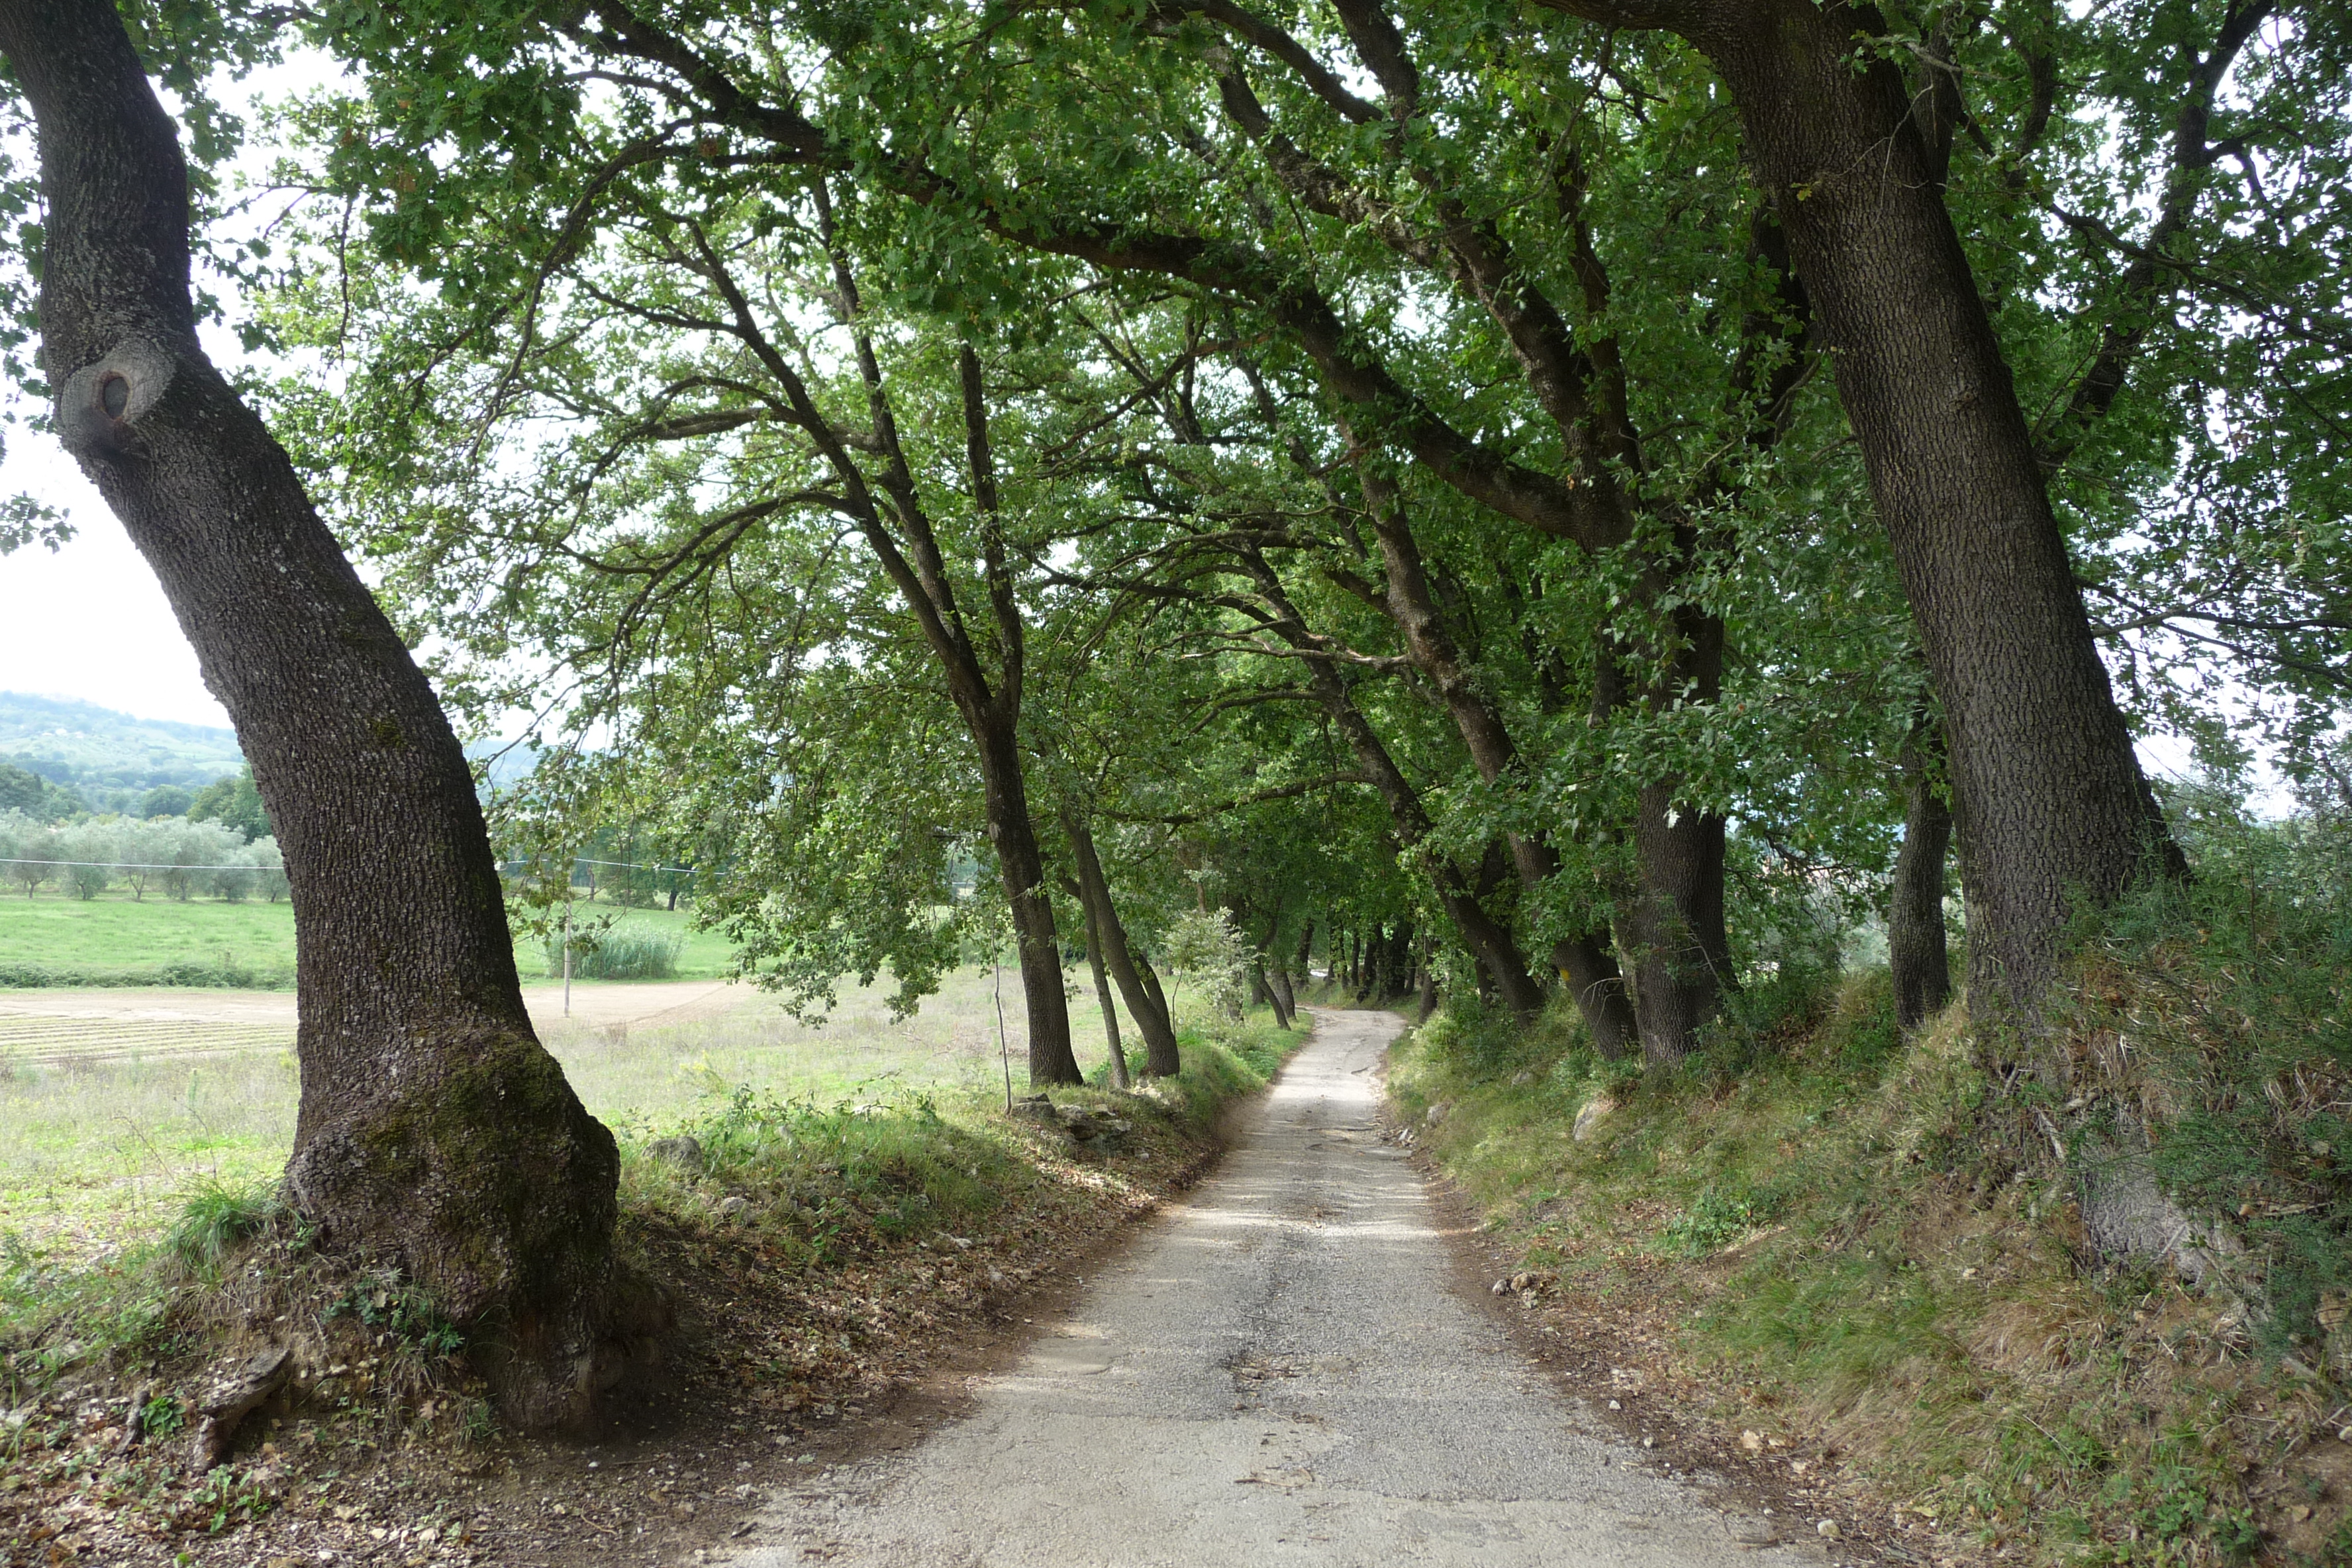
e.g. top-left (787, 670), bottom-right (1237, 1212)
top-left (732, 1008), bottom-right (1814, 1568)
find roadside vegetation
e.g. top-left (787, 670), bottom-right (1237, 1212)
top-left (1389, 795), bottom-right (2352, 1567)
top-left (0, 965), bottom-right (1179, 1265)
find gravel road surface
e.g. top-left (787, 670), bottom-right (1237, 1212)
top-left (732, 1006), bottom-right (1814, 1568)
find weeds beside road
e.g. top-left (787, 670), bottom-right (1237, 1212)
top-left (1387, 965), bottom-right (2352, 1567)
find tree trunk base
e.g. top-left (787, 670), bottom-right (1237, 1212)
top-left (286, 1024), bottom-right (620, 1430)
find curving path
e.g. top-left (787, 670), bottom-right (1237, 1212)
top-left (731, 1007), bottom-right (1816, 1568)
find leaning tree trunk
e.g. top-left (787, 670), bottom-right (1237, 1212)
top-left (1355, 463), bottom-right (1640, 1052)
top-left (942, 348), bottom-right (1083, 1088)
top-left (1268, 962), bottom-right (1298, 1026)
top-left (973, 730), bottom-right (1081, 1086)
top-left (1890, 726), bottom-right (1956, 1030)
top-left (1134, 957), bottom-right (1179, 1069)
top-left (1065, 810), bottom-right (1182, 1076)
top-left (0, 0), bottom-right (618, 1429)
top-left (1572, 0), bottom-right (2179, 1016)
top-left (1254, 914), bottom-right (1293, 1028)
top-left (1068, 874), bottom-right (1132, 1089)
top-left (1263, 967), bottom-right (1293, 1028)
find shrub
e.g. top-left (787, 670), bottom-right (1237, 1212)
top-left (544, 926), bottom-right (682, 979)
top-left (1161, 908), bottom-right (1251, 1034)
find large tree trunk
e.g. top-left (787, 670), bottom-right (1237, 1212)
top-left (1600, 605), bottom-right (1734, 1065)
top-left (946, 348), bottom-right (1081, 1087)
top-left (1890, 729), bottom-right (1956, 1030)
top-left (1064, 810), bottom-right (1182, 1077)
top-left (1134, 956), bottom-right (1178, 1059)
top-left (1623, 784), bottom-right (1732, 1066)
top-left (1067, 873), bottom-right (1132, 1089)
top-left (1553, 0), bottom-right (2180, 1014)
top-left (1257, 963), bottom-right (1293, 1028)
top-left (0, 0), bottom-right (618, 1428)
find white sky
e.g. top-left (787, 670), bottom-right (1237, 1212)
top-left (0, 433), bottom-right (229, 727)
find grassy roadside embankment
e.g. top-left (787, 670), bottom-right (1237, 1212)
top-left (0, 993), bottom-right (1303, 1566)
top-left (1388, 951), bottom-right (2352, 1567)
top-left (0, 893), bottom-right (738, 988)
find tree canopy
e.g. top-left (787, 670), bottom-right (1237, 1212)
top-left (190, 0), bottom-right (2338, 1057)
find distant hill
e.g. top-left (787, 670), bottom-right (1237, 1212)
top-left (0, 691), bottom-right (540, 814)
top-left (0, 691), bottom-right (244, 812)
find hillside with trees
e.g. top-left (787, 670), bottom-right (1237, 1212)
top-left (0, 691), bottom-right (246, 814)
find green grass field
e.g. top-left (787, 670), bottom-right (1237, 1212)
top-left (0, 889), bottom-right (740, 985)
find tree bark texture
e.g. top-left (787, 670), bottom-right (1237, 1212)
top-left (1890, 732), bottom-right (1956, 1030)
top-left (1545, 0), bottom-right (2178, 1012)
top-left (1135, 956), bottom-right (1177, 1058)
top-left (1065, 810), bottom-right (1183, 1077)
top-left (975, 728), bottom-right (1081, 1086)
top-left (1622, 782), bottom-right (1732, 1065)
top-left (0, 0), bottom-right (619, 1429)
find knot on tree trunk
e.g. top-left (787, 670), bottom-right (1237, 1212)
top-left (56, 334), bottom-right (181, 458)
